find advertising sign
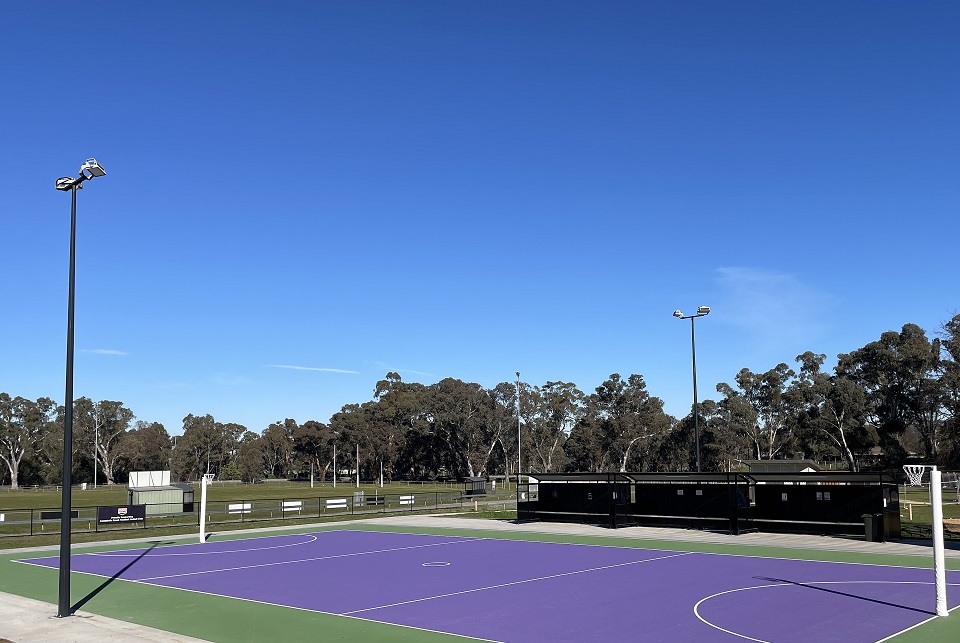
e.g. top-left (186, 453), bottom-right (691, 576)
top-left (97, 505), bottom-right (146, 524)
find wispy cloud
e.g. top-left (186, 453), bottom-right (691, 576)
top-left (82, 349), bottom-right (128, 356)
top-left (265, 364), bottom-right (360, 374)
top-left (715, 266), bottom-right (835, 342)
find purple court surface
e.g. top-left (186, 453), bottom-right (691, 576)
top-left (16, 530), bottom-right (960, 642)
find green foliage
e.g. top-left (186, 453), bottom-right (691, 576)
top-left (3, 315), bottom-right (959, 485)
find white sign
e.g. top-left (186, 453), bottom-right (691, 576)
top-left (228, 502), bottom-right (252, 514)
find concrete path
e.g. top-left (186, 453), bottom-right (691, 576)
top-left (0, 591), bottom-right (207, 643)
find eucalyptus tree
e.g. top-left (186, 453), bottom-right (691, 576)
top-left (837, 324), bottom-right (943, 464)
top-left (124, 421), bottom-right (172, 473)
top-left (425, 378), bottom-right (495, 478)
top-left (173, 414), bottom-right (222, 480)
top-left (487, 381), bottom-right (521, 477)
top-left (528, 381), bottom-right (583, 473)
top-left (329, 402), bottom-right (378, 479)
top-left (938, 314), bottom-right (960, 466)
top-left (232, 431), bottom-right (267, 482)
top-left (791, 352), bottom-right (870, 471)
top-left (261, 419), bottom-right (297, 478)
top-left (371, 373), bottom-right (429, 481)
top-left (711, 393), bottom-right (756, 470)
top-left (72, 398), bottom-right (135, 485)
top-left (580, 374), bottom-right (671, 472)
top-left (0, 394), bottom-right (55, 488)
top-left (292, 420), bottom-right (335, 482)
top-left (717, 364), bottom-right (798, 461)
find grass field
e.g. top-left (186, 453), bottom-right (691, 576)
top-left (0, 481), bottom-right (517, 550)
top-left (0, 480), bottom-right (492, 511)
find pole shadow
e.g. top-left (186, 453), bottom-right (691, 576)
top-left (70, 541), bottom-right (176, 614)
top-left (754, 576), bottom-right (935, 616)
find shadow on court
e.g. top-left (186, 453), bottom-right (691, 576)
top-left (71, 541), bottom-right (176, 614)
top-left (754, 576), bottom-right (935, 616)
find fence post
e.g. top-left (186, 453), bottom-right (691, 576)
top-left (30, 509), bottom-right (34, 536)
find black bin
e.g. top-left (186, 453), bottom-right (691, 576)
top-left (863, 513), bottom-right (883, 542)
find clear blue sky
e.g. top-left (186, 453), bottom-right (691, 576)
top-left (2, 2), bottom-right (957, 436)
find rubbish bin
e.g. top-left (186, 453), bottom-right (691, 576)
top-left (863, 513), bottom-right (883, 542)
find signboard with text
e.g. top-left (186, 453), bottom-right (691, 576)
top-left (97, 505), bottom-right (146, 525)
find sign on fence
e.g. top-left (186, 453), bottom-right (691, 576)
top-left (400, 495), bottom-right (414, 505)
top-left (326, 498), bottom-right (347, 509)
top-left (97, 505), bottom-right (146, 525)
top-left (282, 501), bottom-right (302, 513)
top-left (228, 503), bottom-right (252, 514)
top-left (40, 510), bottom-right (78, 520)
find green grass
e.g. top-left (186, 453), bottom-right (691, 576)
top-left (0, 483), bottom-right (518, 550)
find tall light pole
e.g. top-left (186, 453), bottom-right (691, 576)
top-left (54, 158), bottom-right (106, 618)
top-left (673, 306), bottom-right (710, 473)
top-left (516, 372), bottom-right (521, 483)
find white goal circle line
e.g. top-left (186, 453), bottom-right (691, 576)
top-left (693, 579), bottom-right (959, 643)
top-left (87, 534), bottom-right (319, 557)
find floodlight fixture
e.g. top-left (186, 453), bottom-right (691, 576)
top-left (697, 306), bottom-right (711, 315)
top-left (80, 158), bottom-right (106, 178)
top-left (673, 310), bottom-right (684, 318)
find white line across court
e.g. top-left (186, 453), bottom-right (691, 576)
top-left (343, 551), bottom-right (694, 615)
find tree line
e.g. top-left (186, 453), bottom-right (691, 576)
top-left (2, 316), bottom-right (958, 488)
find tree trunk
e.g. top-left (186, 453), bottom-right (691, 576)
top-left (1, 456), bottom-right (19, 490)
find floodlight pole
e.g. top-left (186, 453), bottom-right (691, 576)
top-left (55, 159), bottom-right (106, 618)
top-left (58, 184), bottom-right (78, 617)
top-left (674, 307), bottom-right (710, 473)
top-left (516, 372), bottom-right (521, 485)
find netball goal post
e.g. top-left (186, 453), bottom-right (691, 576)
top-left (903, 464), bottom-right (948, 617)
top-left (199, 473), bottom-right (215, 544)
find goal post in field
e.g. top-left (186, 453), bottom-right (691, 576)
top-left (199, 473), bottom-right (215, 544)
top-left (903, 464), bottom-right (948, 617)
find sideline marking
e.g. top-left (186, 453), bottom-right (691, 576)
top-left (86, 534), bottom-right (319, 557)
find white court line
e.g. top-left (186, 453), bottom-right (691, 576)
top-left (136, 538), bottom-right (484, 582)
top-left (11, 562), bottom-right (507, 643)
top-left (86, 534), bottom-right (319, 557)
top-left (694, 580), bottom-right (960, 643)
top-left (343, 551), bottom-right (694, 615)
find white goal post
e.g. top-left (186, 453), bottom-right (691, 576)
top-left (199, 473), bottom-right (215, 544)
top-left (903, 465), bottom-right (948, 617)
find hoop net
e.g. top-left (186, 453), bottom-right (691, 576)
top-left (202, 473), bottom-right (215, 486)
top-left (903, 464), bottom-right (928, 487)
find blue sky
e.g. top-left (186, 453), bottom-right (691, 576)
top-left (2, 2), bottom-right (957, 436)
